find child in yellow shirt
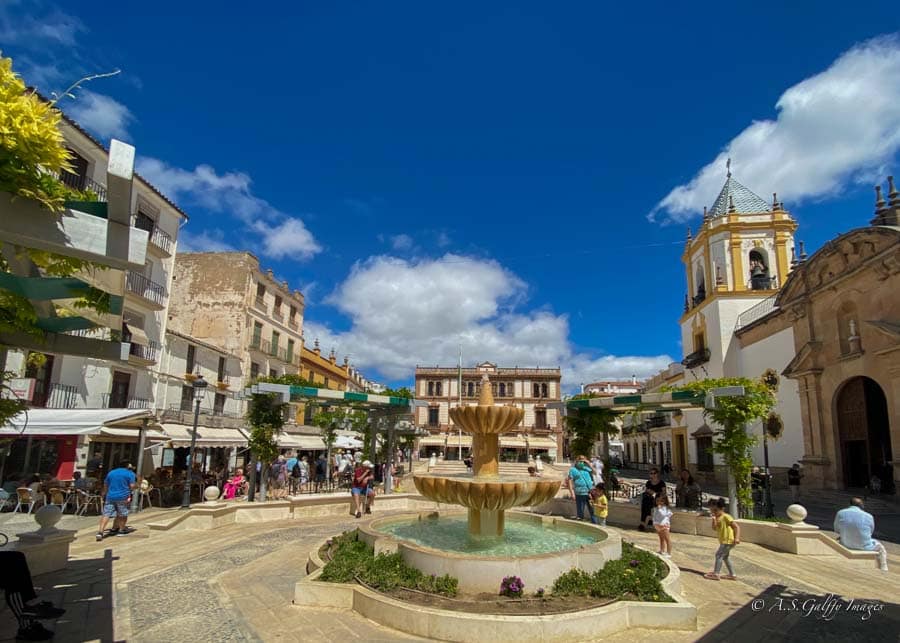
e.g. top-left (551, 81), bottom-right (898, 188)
top-left (591, 483), bottom-right (609, 526)
top-left (704, 497), bottom-right (741, 580)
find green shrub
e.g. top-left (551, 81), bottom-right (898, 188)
top-left (317, 530), bottom-right (458, 597)
top-left (550, 542), bottom-right (672, 602)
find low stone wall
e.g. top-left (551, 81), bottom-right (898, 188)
top-left (146, 494), bottom-right (437, 532)
top-left (296, 533), bottom-right (695, 641)
top-left (531, 498), bottom-right (881, 568)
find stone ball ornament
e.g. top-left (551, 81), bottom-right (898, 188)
top-left (786, 504), bottom-right (807, 524)
top-left (34, 504), bottom-right (62, 533)
top-left (203, 485), bottom-right (222, 502)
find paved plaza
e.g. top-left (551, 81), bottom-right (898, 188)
top-left (1, 502), bottom-right (899, 643)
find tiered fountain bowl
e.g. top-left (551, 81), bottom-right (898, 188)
top-left (413, 375), bottom-right (560, 537)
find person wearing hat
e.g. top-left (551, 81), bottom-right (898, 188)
top-left (351, 459), bottom-right (374, 518)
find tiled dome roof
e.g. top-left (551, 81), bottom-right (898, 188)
top-left (709, 174), bottom-right (771, 217)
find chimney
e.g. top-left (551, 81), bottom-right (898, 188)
top-left (631, 374), bottom-right (637, 385)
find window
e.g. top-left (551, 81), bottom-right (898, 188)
top-left (213, 393), bottom-right (226, 416)
top-left (499, 383), bottom-right (506, 397)
top-left (748, 249), bottom-right (772, 290)
top-left (217, 357), bottom-right (226, 382)
top-left (665, 440), bottom-right (672, 465)
top-left (435, 381), bottom-right (442, 396)
top-left (123, 308), bottom-right (145, 330)
top-left (694, 332), bottom-right (706, 352)
top-left (533, 383), bottom-right (540, 398)
top-left (271, 330), bottom-right (280, 356)
top-left (508, 382), bottom-right (514, 398)
top-left (256, 282), bottom-right (266, 299)
top-left (535, 408), bottom-right (547, 430)
top-left (541, 383), bottom-right (548, 398)
top-left (697, 437), bottom-right (714, 471)
top-left (134, 210), bottom-right (155, 234)
top-left (186, 345), bottom-right (196, 374)
top-left (467, 382), bottom-right (475, 397)
top-left (274, 295), bottom-right (282, 313)
top-left (641, 442), bottom-right (648, 463)
top-left (324, 377), bottom-right (330, 388)
top-left (269, 369), bottom-right (277, 378)
top-left (287, 339), bottom-right (295, 361)
top-left (180, 385), bottom-right (193, 412)
top-left (289, 305), bottom-right (297, 321)
top-left (428, 407), bottom-right (439, 427)
top-left (428, 381), bottom-right (434, 396)
top-left (250, 362), bottom-right (260, 380)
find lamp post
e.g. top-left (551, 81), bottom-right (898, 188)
top-left (181, 373), bottom-right (208, 509)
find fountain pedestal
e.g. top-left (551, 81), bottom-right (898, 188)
top-left (413, 374), bottom-right (561, 538)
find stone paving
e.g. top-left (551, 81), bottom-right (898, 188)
top-left (1, 503), bottom-right (898, 642)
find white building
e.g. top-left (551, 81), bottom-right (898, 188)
top-left (624, 168), bottom-right (804, 486)
top-left (4, 110), bottom-right (186, 477)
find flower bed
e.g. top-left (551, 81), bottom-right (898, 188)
top-left (552, 542), bottom-right (673, 602)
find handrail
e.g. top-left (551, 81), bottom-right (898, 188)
top-left (735, 294), bottom-right (779, 330)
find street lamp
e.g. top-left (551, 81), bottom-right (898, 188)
top-left (181, 372), bottom-right (208, 509)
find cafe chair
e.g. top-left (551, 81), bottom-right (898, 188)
top-left (75, 489), bottom-right (103, 516)
top-left (14, 488), bottom-right (44, 514)
top-left (47, 487), bottom-right (71, 513)
top-left (137, 481), bottom-right (160, 509)
top-left (0, 489), bottom-right (13, 511)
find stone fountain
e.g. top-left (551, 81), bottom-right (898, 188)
top-left (413, 374), bottom-right (560, 537)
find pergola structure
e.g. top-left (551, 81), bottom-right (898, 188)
top-left (245, 382), bottom-right (427, 493)
top-left (551, 386), bottom-right (745, 414)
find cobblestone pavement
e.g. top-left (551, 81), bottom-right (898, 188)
top-left (1, 506), bottom-right (898, 642)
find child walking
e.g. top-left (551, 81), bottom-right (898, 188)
top-left (652, 494), bottom-right (673, 557)
top-left (591, 483), bottom-right (609, 526)
top-left (705, 498), bottom-right (740, 580)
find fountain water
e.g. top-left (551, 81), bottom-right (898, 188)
top-left (413, 374), bottom-right (560, 538)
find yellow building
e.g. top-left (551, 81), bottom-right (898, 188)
top-left (299, 339), bottom-right (350, 391)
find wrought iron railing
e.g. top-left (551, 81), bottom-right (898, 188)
top-left (102, 394), bottom-right (151, 409)
top-left (55, 171), bottom-right (108, 201)
top-left (128, 340), bottom-right (159, 363)
top-left (254, 296), bottom-right (267, 312)
top-left (735, 294), bottom-right (779, 330)
top-left (45, 383), bottom-right (79, 409)
top-left (126, 271), bottom-right (167, 306)
top-left (150, 226), bottom-right (174, 254)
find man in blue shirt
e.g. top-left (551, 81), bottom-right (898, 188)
top-left (96, 461), bottom-right (136, 541)
top-left (285, 451), bottom-right (299, 495)
top-left (566, 456), bottom-right (599, 524)
top-left (834, 498), bottom-right (888, 572)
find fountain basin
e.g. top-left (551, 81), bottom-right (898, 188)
top-left (360, 511), bottom-right (621, 594)
top-left (413, 473), bottom-right (561, 511)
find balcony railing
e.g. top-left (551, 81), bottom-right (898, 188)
top-left (43, 383), bottom-right (79, 409)
top-left (735, 294), bottom-right (779, 331)
top-left (128, 340), bottom-right (160, 363)
top-left (150, 226), bottom-right (174, 254)
top-left (102, 394), bottom-right (150, 409)
top-left (254, 296), bottom-right (266, 312)
top-left (55, 171), bottom-right (108, 201)
top-left (288, 318), bottom-right (300, 331)
top-left (126, 271), bottom-right (167, 307)
top-left (250, 337), bottom-right (272, 355)
top-left (271, 309), bottom-right (284, 324)
top-left (681, 348), bottom-right (711, 369)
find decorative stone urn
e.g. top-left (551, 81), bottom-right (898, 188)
top-left (414, 374), bottom-right (561, 538)
top-left (34, 504), bottom-right (62, 534)
top-left (786, 503), bottom-right (808, 525)
top-left (203, 485), bottom-right (222, 503)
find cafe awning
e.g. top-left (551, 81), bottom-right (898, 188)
top-left (444, 435), bottom-right (473, 448)
top-left (528, 437), bottom-right (558, 449)
top-left (276, 433), bottom-right (326, 450)
top-left (98, 426), bottom-right (168, 440)
top-left (1, 408), bottom-right (153, 436)
top-left (418, 435), bottom-right (446, 447)
top-left (160, 424), bottom-right (249, 448)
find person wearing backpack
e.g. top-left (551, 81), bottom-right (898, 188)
top-left (351, 460), bottom-right (373, 518)
top-left (287, 451), bottom-right (300, 495)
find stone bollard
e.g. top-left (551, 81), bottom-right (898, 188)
top-left (785, 503), bottom-right (814, 528)
top-left (15, 505), bottom-right (77, 576)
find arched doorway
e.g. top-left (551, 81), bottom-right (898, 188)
top-left (835, 377), bottom-right (893, 491)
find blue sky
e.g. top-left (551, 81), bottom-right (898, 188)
top-left (3, 2), bottom-right (899, 388)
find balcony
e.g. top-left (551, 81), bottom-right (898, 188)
top-left (691, 288), bottom-right (707, 308)
top-left (37, 383), bottom-right (79, 409)
top-left (126, 271), bottom-right (167, 309)
top-left (271, 309), bottom-right (284, 325)
top-left (681, 348), bottom-right (711, 369)
top-left (55, 171), bottom-right (108, 201)
top-left (128, 340), bottom-right (160, 364)
top-left (149, 226), bottom-right (174, 255)
top-left (253, 296), bottom-right (267, 313)
top-left (161, 405), bottom-right (245, 429)
top-left (101, 394), bottom-right (150, 409)
top-left (249, 337), bottom-right (271, 355)
top-left (288, 318), bottom-right (300, 331)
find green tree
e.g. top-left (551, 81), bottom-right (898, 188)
top-left (313, 407), bottom-right (368, 480)
top-left (670, 377), bottom-right (776, 517)
top-left (377, 386), bottom-right (413, 399)
top-left (246, 393), bottom-right (285, 501)
top-left (564, 394), bottom-right (618, 467)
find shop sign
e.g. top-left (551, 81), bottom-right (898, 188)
top-left (3, 378), bottom-right (36, 401)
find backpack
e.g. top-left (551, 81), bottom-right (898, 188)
top-left (292, 462), bottom-right (302, 478)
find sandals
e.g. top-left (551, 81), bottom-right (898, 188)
top-left (703, 573), bottom-right (720, 580)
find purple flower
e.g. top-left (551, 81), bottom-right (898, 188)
top-left (629, 559), bottom-right (639, 567)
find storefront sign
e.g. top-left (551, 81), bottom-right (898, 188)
top-left (4, 378), bottom-right (36, 401)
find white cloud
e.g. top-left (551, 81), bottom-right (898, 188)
top-left (15, 55), bottom-right (65, 90)
top-left (390, 234), bottom-right (414, 251)
top-left (177, 229), bottom-right (235, 253)
top-left (305, 254), bottom-right (672, 388)
top-left (66, 90), bottom-right (134, 141)
top-left (0, 4), bottom-right (85, 48)
top-left (136, 157), bottom-right (322, 261)
top-left (436, 231), bottom-right (452, 247)
top-left (650, 34), bottom-right (900, 224)
top-left (254, 218), bottom-right (321, 260)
